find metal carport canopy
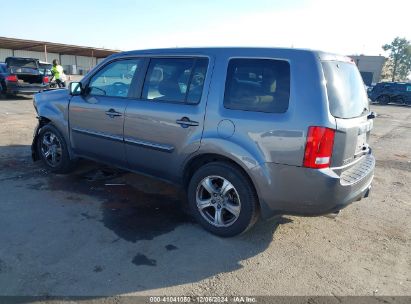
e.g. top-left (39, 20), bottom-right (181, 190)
top-left (0, 36), bottom-right (120, 58)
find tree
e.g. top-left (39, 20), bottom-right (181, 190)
top-left (380, 58), bottom-right (393, 82)
top-left (382, 37), bottom-right (411, 82)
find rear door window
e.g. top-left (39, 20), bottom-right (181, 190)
top-left (322, 61), bottom-right (369, 118)
top-left (142, 57), bottom-right (208, 104)
top-left (224, 59), bottom-right (290, 113)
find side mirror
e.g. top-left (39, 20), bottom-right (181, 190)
top-left (69, 82), bottom-right (83, 95)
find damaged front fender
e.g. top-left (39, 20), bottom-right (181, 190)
top-left (31, 117), bottom-right (51, 161)
top-left (31, 89), bottom-right (72, 161)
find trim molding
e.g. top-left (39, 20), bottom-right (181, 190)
top-left (124, 137), bottom-right (174, 153)
top-left (71, 127), bottom-right (123, 143)
top-left (71, 127), bottom-right (174, 153)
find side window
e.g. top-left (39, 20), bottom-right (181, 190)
top-left (224, 59), bottom-right (290, 113)
top-left (187, 58), bottom-right (208, 104)
top-left (88, 59), bottom-right (141, 98)
top-left (407, 86), bottom-right (411, 92)
top-left (142, 57), bottom-right (208, 104)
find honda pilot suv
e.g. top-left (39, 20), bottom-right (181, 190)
top-left (32, 48), bottom-right (375, 236)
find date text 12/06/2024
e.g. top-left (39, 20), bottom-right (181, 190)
top-left (149, 296), bottom-right (257, 303)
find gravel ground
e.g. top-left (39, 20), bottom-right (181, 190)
top-left (0, 96), bottom-right (410, 297)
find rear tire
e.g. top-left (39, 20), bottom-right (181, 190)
top-left (397, 97), bottom-right (406, 105)
top-left (187, 162), bottom-right (259, 237)
top-left (0, 82), bottom-right (6, 99)
top-left (377, 95), bottom-right (390, 105)
top-left (37, 124), bottom-right (74, 174)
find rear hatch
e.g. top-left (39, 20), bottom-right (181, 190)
top-left (5, 57), bottom-right (45, 85)
top-left (321, 60), bottom-right (373, 168)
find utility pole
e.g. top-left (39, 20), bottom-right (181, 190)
top-left (44, 44), bottom-right (48, 62)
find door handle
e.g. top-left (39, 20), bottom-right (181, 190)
top-left (105, 109), bottom-right (122, 118)
top-left (176, 117), bottom-right (199, 127)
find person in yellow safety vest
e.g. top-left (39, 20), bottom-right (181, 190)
top-left (51, 59), bottom-right (67, 88)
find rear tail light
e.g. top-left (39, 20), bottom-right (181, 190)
top-left (303, 126), bottom-right (335, 169)
top-left (43, 76), bottom-right (49, 83)
top-left (6, 75), bottom-right (18, 82)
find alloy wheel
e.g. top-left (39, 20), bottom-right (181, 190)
top-left (40, 131), bottom-right (63, 167)
top-left (195, 175), bottom-right (241, 227)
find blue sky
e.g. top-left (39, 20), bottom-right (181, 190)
top-left (0, 0), bottom-right (409, 55)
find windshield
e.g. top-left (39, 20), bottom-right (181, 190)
top-left (322, 61), bottom-right (369, 119)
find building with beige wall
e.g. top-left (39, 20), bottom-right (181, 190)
top-left (0, 37), bottom-right (119, 75)
top-left (350, 55), bottom-right (386, 86)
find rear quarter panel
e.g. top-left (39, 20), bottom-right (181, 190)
top-left (199, 49), bottom-right (335, 168)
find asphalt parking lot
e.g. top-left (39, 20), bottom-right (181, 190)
top-left (0, 96), bottom-right (410, 297)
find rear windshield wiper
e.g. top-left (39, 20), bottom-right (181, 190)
top-left (360, 108), bottom-right (376, 119)
top-left (359, 107), bottom-right (369, 116)
top-left (367, 112), bottom-right (377, 119)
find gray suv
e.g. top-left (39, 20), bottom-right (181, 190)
top-left (32, 48), bottom-right (375, 236)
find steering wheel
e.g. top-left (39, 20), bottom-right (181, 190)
top-left (89, 86), bottom-right (106, 95)
top-left (111, 82), bottom-right (128, 96)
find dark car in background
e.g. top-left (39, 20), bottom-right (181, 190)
top-left (0, 57), bottom-right (50, 97)
top-left (368, 82), bottom-right (411, 105)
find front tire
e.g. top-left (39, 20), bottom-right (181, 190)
top-left (187, 162), bottom-right (259, 237)
top-left (37, 124), bottom-right (74, 173)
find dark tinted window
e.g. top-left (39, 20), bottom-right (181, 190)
top-left (6, 57), bottom-right (37, 69)
top-left (224, 59), bottom-right (290, 113)
top-left (322, 61), bottom-right (369, 118)
top-left (88, 59), bottom-right (141, 98)
top-left (0, 65), bottom-right (6, 73)
top-left (142, 57), bottom-right (208, 104)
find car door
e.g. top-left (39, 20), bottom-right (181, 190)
top-left (69, 58), bottom-right (143, 166)
top-left (124, 56), bottom-right (211, 181)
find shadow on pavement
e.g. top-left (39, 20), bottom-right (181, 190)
top-left (0, 144), bottom-right (291, 296)
top-left (0, 94), bottom-right (33, 101)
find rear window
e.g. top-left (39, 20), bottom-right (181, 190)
top-left (322, 61), bottom-right (369, 118)
top-left (224, 59), bottom-right (290, 113)
top-left (6, 57), bottom-right (38, 69)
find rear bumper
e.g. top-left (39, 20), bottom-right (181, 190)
top-left (6, 83), bottom-right (49, 94)
top-left (251, 153), bottom-right (375, 218)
